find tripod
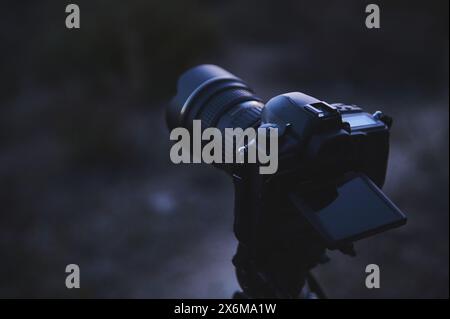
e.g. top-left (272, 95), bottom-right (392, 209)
top-left (230, 170), bottom-right (329, 299)
top-left (232, 243), bottom-right (327, 299)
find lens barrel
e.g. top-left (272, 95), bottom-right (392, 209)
top-left (167, 65), bottom-right (264, 133)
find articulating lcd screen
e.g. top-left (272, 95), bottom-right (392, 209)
top-left (290, 175), bottom-right (407, 245)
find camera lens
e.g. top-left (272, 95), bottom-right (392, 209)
top-left (167, 65), bottom-right (264, 133)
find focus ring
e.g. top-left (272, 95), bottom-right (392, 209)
top-left (198, 88), bottom-right (258, 128)
top-left (227, 104), bottom-right (262, 129)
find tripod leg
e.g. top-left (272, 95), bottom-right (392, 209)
top-left (232, 244), bottom-right (309, 298)
top-left (306, 272), bottom-right (327, 299)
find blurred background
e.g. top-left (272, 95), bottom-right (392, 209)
top-left (0, 0), bottom-right (448, 298)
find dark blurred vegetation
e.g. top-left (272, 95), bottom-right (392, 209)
top-left (0, 0), bottom-right (217, 101)
top-left (0, 0), bottom-right (448, 298)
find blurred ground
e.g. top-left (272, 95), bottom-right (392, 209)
top-left (0, 0), bottom-right (448, 298)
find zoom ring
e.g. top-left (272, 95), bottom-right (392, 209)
top-left (198, 88), bottom-right (258, 128)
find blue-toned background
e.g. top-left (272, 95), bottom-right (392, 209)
top-left (0, 0), bottom-right (448, 298)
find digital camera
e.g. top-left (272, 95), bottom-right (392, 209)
top-left (167, 64), bottom-right (407, 298)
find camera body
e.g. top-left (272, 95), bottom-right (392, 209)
top-left (260, 93), bottom-right (391, 188)
top-left (230, 95), bottom-right (397, 298)
top-left (167, 65), bottom-right (406, 298)
top-left (233, 91), bottom-right (393, 242)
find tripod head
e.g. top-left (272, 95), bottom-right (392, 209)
top-left (167, 65), bottom-right (407, 298)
